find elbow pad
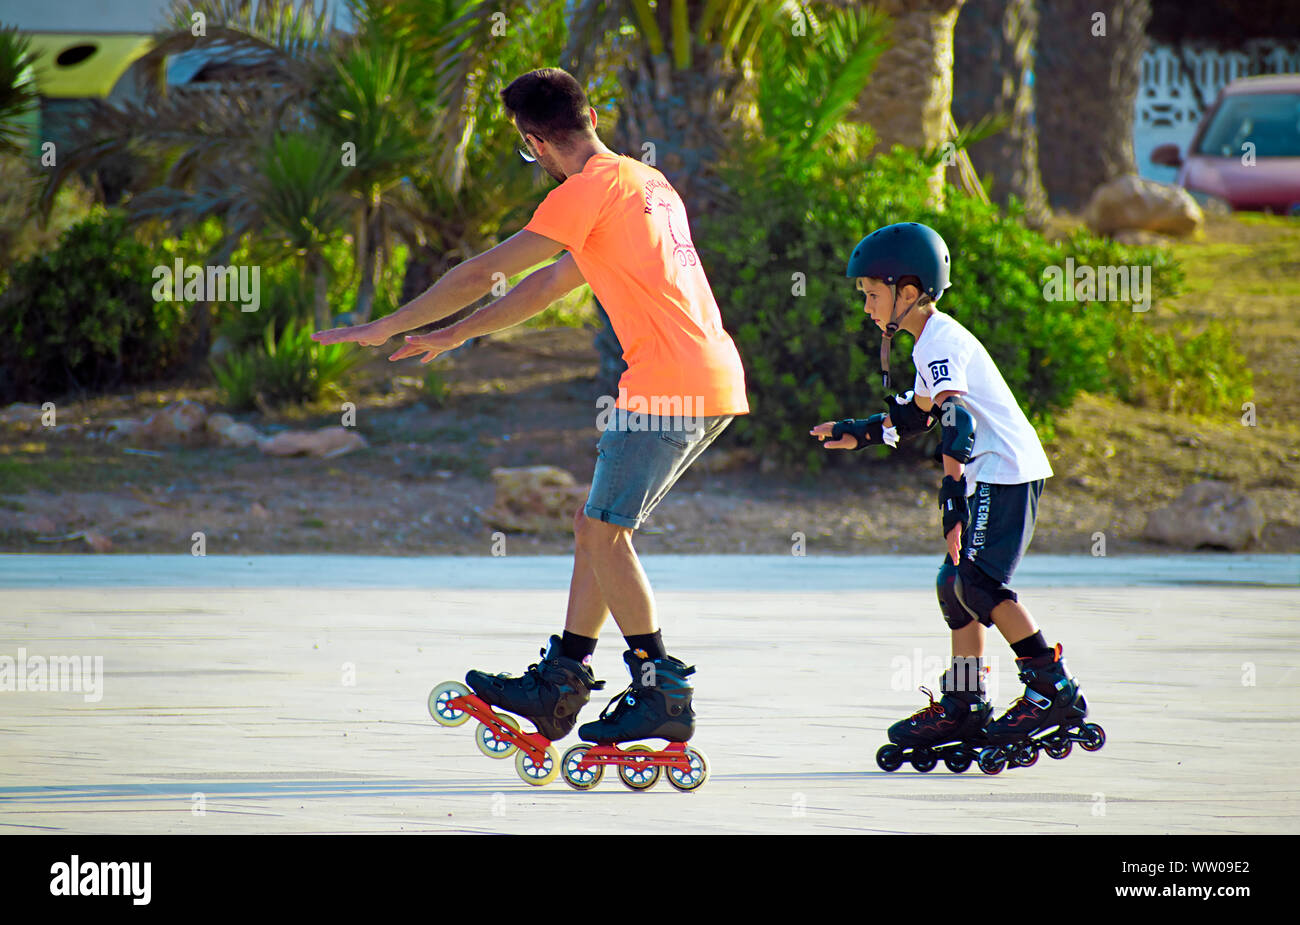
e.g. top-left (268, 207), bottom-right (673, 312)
top-left (938, 397), bottom-right (976, 463)
top-left (886, 391), bottom-right (936, 439)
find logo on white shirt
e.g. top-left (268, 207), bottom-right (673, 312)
top-left (928, 359), bottom-right (951, 385)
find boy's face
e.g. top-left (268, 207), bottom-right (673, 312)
top-left (855, 277), bottom-right (894, 331)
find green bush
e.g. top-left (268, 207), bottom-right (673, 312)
top-left (0, 209), bottom-right (191, 402)
top-left (696, 147), bottom-right (1196, 468)
top-left (211, 319), bottom-right (360, 410)
top-left (1111, 320), bottom-right (1252, 413)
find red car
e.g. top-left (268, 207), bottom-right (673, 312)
top-left (1151, 74), bottom-right (1300, 215)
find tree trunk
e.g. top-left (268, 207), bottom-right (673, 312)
top-left (952, 0), bottom-right (1050, 225)
top-left (1036, 0), bottom-right (1151, 211)
top-left (851, 0), bottom-right (967, 208)
top-left (353, 204), bottom-right (379, 324)
top-left (312, 258), bottom-right (330, 332)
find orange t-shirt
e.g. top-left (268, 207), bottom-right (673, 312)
top-left (524, 153), bottom-right (749, 417)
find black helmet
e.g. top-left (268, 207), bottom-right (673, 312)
top-left (845, 222), bottom-right (951, 301)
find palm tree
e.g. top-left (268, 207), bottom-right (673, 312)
top-left (1036, 0), bottom-right (1151, 211)
top-left (851, 0), bottom-right (968, 206)
top-left (554, 0), bottom-right (890, 394)
top-left (255, 131), bottom-right (351, 330)
top-left (952, 0), bottom-right (1049, 225)
top-left (310, 38), bottom-right (431, 322)
top-left (0, 26), bottom-right (39, 156)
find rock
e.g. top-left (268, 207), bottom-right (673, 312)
top-left (1084, 175), bottom-right (1203, 238)
top-left (479, 466), bottom-right (589, 533)
top-left (138, 400), bottom-right (208, 443)
top-left (21, 513), bottom-right (58, 534)
top-left (257, 426), bottom-right (367, 458)
top-left (0, 402), bottom-right (41, 425)
top-left (206, 412), bottom-right (261, 448)
top-left (1143, 481), bottom-right (1265, 551)
top-left (105, 419), bottom-right (142, 441)
top-left (1112, 229), bottom-right (1171, 247)
top-left (80, 530), bottom-right (113, 553)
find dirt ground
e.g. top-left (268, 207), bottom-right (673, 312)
top-left (2, 216), bottom-right (1297, 558)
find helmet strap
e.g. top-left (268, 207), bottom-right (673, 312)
top-left (880, 283), bottom-right (922, 391)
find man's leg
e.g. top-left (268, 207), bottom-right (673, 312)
top-left (564, 504), bottom-right (612, 638)
top-left (572, 512), bottom-right (656, 636)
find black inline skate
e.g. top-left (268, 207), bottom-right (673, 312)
top-left (428, 635), bottom-right (606, 786)
top-left (976, 643), bottom-right (1105, 775)
top-left (463, 634), bottom-right (604, 740)
top-left (877, 664), bottom-right (992, 773)
top-left (559, 649), bottom-right (709, 792)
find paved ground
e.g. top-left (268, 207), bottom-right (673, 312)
top-left (1, 554), bottom-right (1297, 834)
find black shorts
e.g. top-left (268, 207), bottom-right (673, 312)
top-left (960, 480), bottom-right (1043, 585)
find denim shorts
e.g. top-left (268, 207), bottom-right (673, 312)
top-left (584, 410), bottom-right (734, 530)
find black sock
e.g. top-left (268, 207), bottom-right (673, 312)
top-left (624, 631), bottom-right (666, 660)
top-left (1011, 631), bottom-right (1052, 659)
top-left (561, 630), bottom-right (598, 663)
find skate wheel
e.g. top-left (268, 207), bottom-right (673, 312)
top-left (944, 750), bottom-right (972, 774)
top-left (977, 747), bottom-right (1006, 776)
top-left (475, 712), bottom-right (521, 759)
top-left (876, 744), bottom-right (905, 773)
top-left (561, 745), bottom-right (604, 790)
top-left (1079, 723), bottom-right (1106, 752)
top-left (1012, 744), bottom-right (1039, 768)
top-left (911, 748), bottom-right (938, 773)
top-left (514, 744), bottom-right (559, 786)
top-left (617, 744), bottom-right (661, 791)
top-left (1045, 737), bottom-right (1073, 760)
top-left (429, 681), bottom-right (473, 727)
top-left (666, 746), bottom-right (708, 792)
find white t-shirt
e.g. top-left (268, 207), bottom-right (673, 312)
top-left (910, 312), bottom-right (1053, 494)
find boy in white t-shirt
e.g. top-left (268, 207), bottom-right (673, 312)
top-left (810, 222), bottom-right (1104, 775)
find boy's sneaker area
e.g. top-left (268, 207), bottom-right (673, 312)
top-left (888, 666), bottom-right (992, 747)
top-left (465, 635), bottom-right (605, 741)
top-left (985, 643), bottom-right (1086, 744)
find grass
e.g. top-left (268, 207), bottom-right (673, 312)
top-left (1045, 213), bottom-right (1300, 508)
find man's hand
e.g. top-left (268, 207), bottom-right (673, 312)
top-left (945, 522), bottom-right (961, 566)
top-left (312, 319), bottom-right (393, 348)
top-left (810, 421), bottom-right (859, 450)
top-left (388, 327), bottom-right (466, 364)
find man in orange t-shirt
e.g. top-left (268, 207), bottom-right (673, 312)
top-left (315, 68), bottom-right (747, 756)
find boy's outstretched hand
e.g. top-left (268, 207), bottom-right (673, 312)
top-left (809, 421), bottom-right (858, 450)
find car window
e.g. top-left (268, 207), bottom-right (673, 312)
top-left (1196, 93), bottom-right (1300, 158)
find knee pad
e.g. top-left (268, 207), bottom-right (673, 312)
top-left (954, 560), bottom-right (1018, 627)
top-left (936, 561), bottom-right (976, 630)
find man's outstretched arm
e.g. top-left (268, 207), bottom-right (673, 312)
top-left (313, 230), bottom-right (565, 345)
top-left (389, 253), bottom-right (586, 363)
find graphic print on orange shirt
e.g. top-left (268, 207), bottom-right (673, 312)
top-left (643, 177), bottom-right (698, 269)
